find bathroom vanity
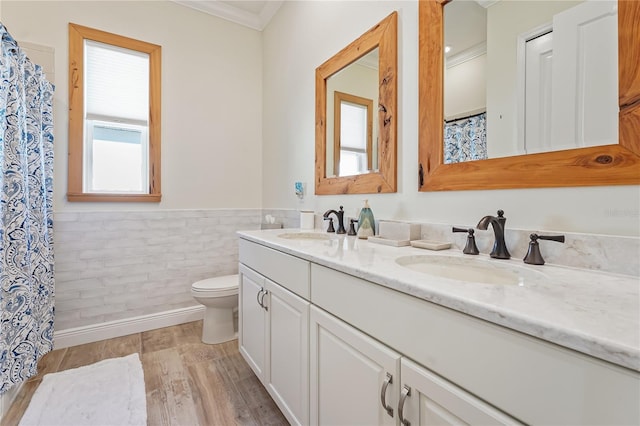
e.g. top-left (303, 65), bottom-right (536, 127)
top-left (237, 229), bottom-right (639, 425)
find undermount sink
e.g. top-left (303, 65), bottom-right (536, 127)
top-left (278, 232), bottom-right (334, 241)
top-left (395, 255), bottom-right (543, 285)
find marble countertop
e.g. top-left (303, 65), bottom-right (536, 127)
top-left (238, 229), bottom-right (640, 372)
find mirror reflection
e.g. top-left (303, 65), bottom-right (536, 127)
top-left (326, 48), bottom-right (379, 177)
top-left (315, 11), bottom-right (396, 195)
top-left (443, 0), bottom-right (618, 164)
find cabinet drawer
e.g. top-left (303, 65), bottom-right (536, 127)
top-left (239, 238), bottom-right (310, 300)
top-left (311, 264), bottom-right (640, 425)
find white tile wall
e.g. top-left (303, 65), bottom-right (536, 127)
top-left (261, 208), bottom-right (300, 229)
top-left (53, 209), bottom-right (262, 330)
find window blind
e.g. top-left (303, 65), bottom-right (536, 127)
top-left (85, 40), bottom-right (149, 124)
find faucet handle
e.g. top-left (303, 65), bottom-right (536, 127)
top-left (536, 234), bottom-right (565, 243)
top-left (523, 233), bottom-right (565, 265)
top-left (348, 219), bottom-right (358, 236)
top-left (452, 227), bottom-right (479, 255)
top-left (324, 217), bottom-right (335, 233)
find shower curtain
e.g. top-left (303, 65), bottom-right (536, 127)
top-left (0, 24), bottom-right (55, 394)
top-left (443, 112), bottom-right (487, 164)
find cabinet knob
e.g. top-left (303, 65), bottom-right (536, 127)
top-left (380, 372), bottom-right (394, 418)
top-left (398, 385), bottom-right (412, 426)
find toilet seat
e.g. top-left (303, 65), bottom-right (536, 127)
top-left (191, 275), bottom-right (238, 298)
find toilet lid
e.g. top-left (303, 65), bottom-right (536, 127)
top-left (192, 274), bottom-right (239, 294)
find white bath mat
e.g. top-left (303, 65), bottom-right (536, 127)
top-left (19, 353), bottom-right (147, 426)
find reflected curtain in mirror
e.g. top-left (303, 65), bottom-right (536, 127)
top-left (444, 112), bottom-right (487, 164)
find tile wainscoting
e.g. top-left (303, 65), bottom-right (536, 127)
top-left (54, 209), bottom-right (292, 334)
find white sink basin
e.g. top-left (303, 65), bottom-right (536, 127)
top-left (395, 255), bottom-right (543, 285)
top-left (278, 232), bottom-right (335, 241)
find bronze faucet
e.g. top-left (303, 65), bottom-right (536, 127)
top-left (477, 210), bottom-right (511, 259)
top-left (323, 206), bottom-right (346, 234)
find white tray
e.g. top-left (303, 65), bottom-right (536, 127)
top-left (409, 240), bottom-right (452, 250)
top-left (367, 236), bottom-right (411, 247)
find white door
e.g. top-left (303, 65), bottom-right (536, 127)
top-left (524, 31), bottom-right (553, 154)
top-left (398, 358), bottom-right (521, 426)
top-left (238, 264), bottom-right (268, 382)
top-left (310, 306), bottom-right (400, 426)
top-left (265, 279), bottom-right (310, 426)
top-left (550, 1), bottom-right (618, 149)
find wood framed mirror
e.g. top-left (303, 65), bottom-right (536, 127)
top-left (316, 12), bottom-right (397, 195)
top-left (418, 0), bottom-right (640, 191)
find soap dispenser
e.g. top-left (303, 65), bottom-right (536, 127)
top-left (357, 200), bottom-right (375, 239)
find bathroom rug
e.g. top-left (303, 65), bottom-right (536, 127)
top-left (18, 353), bottom-right (146, 426)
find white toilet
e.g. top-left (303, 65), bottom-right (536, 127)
top-left (191, 274), bottom-right (239, 344)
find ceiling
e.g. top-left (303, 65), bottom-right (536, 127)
top-left (173, 0), bottom-right (491, 45)
top-left (444, 0), bottom-right (487, 60)
top-left (172, 0), bottom-right (283, 31)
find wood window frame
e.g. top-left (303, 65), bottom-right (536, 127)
top-left (333, 91), bottom-right (374, 175)
top-left (68, 23), bottom-right (161, 202)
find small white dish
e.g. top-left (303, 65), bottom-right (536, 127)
top-left (368, 236), bottom-right (411, 247)
top-left (409, 240), bottom-right (452, 250)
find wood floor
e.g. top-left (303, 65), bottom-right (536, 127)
top-left (2, 321), bottom-right (288, 426)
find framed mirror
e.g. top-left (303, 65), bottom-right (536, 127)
top-left (316, 12), bottom-right (397, 195)
top-left (418, 0), bottom-right (640, 191)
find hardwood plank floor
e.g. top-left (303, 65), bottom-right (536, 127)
top-left (2, 321), bottom-right (288, 426)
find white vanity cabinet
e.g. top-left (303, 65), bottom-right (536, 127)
top-left (310, 306), bottom-right (400, 426)
top-left (266, 276), bottom-right (310, 425)
top-left (310, 305), bottom-right (517, 426)
top-left (238, 236), bottom-right (640, 426)
top-left (239, 240), bottom-right (311, 426)
top-left (398, 358), bottom-right (519, 425)
top-left (238, 265), bottom-right (268, 380)
top-left (311, 263), bottom-right (639, 425)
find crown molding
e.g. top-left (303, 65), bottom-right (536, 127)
top-left (475, 0), bottom-right (499, 8)
top-left (446, 41), bottom-right (486, 68)
top-left (172, 1), bottom-right (283, 31)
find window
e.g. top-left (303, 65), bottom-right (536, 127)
top-left (333, 91), bottom-right (373, 176)
top-left (68, 24), bottom-right (161, 202)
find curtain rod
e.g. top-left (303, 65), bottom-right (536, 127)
top-left (444, 111), bottom-right (486, 124)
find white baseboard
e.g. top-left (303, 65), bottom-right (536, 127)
top-left (0, 381), bottom-right (24, 422)
top-left (54, 305), bottom-right (205, 349)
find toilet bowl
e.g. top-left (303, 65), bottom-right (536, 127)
top-left (191, 274), bottom-right (239, 344)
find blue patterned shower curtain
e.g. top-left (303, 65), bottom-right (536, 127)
top-left (443, 112), bottom-right (487, 164)
top-left (0, 24), bottom-right (55, 394)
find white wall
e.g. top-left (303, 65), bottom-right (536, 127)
top-left (2, 0), bottom-right (263, 211)
top-left (261, 1), bottom-right (640, 237)
top-left (444, 53), bottom-right (486, 119)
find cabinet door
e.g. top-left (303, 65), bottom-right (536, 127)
top-left (398, 358), bottom-right (520, 426)
top-left (265, 279), bottom-right (310, 426)
top-left (238, 264), bottom-right (268, 382)
top-left (310, 306), bottom-right (400, 426)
